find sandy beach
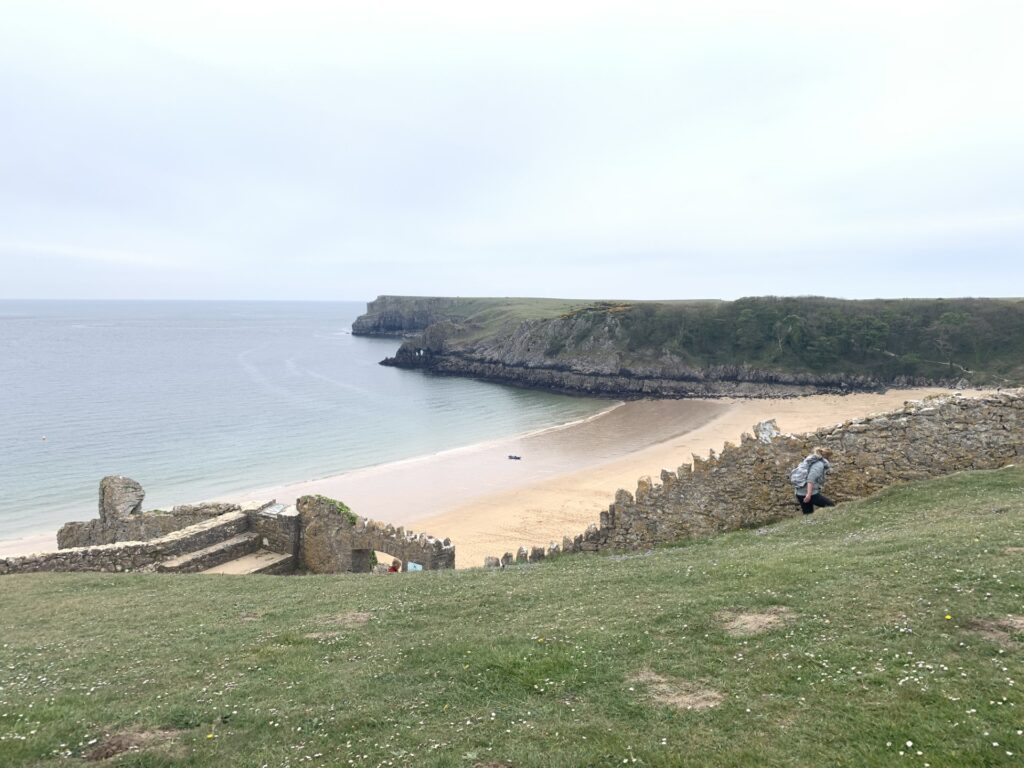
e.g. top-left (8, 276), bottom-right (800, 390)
top-left (0, 387), bottom-right (985, 564)
top-left (410, 387), bottom-right (986, 568)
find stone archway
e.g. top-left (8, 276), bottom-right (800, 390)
top-left (297, 495), bottom-right (454, 573)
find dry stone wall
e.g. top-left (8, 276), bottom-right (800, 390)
top-left (3, 484), bottom-right (455, 576)
top-left (248, 503), bottom-right (300, 563)
top-left (486, 390), bottom-right (1024, 565)
top-left (0, 512), bottom-right (251, 575)
top-left (298, 496), bottom-right (455, 573)
top-left (57, 502), bottom-right (240, 548)
top-left (57, 474), bottom-right (243, 548)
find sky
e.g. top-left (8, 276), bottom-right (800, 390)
top-left (1, 0), bottom-right (1022, 301)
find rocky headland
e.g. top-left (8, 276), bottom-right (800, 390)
top-left (350, 295), bottom-right (466, 337)
top-left (353, 295), bottom-right (1024, 398)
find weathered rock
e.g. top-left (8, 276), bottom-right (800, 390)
top-left (754, 419), bottom-right (780, 443)
top-left (99, 476), bottom-right (145, 522)
top-left (484, 556), bottom-right (501, 568)
top-left (351, 296), bottom-right (462, 336)
top-left (58, 488), bottom-right (241, 550)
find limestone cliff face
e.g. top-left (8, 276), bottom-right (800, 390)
top-left (356, 296), bottom-right (970, 398)
top-left (380, 311), bottom-right (912, 398)
top-left (351, 296), bottom-right (463, 337)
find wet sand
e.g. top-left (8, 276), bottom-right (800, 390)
top-left (0, 388), bottom-right (983, 563)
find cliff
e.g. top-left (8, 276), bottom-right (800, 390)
top-left (354, 295), bottom-right (1024, 398)
top-left (350, 295), bottom-right (466, 336)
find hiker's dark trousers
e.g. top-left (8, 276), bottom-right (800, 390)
top-left (796, 493), bottom-right (835, 515)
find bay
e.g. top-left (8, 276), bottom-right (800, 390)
top-left (0, 300), bottom-right (608, 539)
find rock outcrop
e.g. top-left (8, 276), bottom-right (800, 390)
top-left (351, 296), bottom-right (463, 336)
top-left (98, 475), bottom-right (145, 521)
top-left (59, 476), bottom-right (241, 549)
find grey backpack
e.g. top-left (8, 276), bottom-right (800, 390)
top-left (789, 456), bottom-right (823, 487)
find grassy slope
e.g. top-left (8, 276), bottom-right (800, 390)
top-left (2, 467), bottom-right (1022, 767)
top-left (393, 297), bottom-right (721, 342)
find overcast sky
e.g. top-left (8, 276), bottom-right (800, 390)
top-left (1, 1), bottom-right (1021, 301)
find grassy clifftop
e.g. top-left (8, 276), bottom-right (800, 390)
top-left (2, 466), bottom-right (1022, 766)
top-left (360, 296), bottom-right (1024, 390)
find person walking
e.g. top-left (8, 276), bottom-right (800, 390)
top-left (793, 446), bottom-right (835, 515)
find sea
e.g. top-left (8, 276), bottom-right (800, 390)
top-left (0, 300), bottom-right (609, 540)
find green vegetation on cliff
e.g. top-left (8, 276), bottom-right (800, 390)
top-left (352, 295), bottom-right (610, 338)
top-left (360, 295), bottom-right (1024, 390)
top-left (609, 296), bottom-right (1024, 382)
top-left (3, 467), bottom-right (1022, 766)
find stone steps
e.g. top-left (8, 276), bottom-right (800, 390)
top-left (202, 550), bottom-right (295, 575)
top-left (157, 511), bottom-right (251, 558)
top-left (155, 531), bottom-right (261, 573)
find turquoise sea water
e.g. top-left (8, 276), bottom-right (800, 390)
top-left (0, 301), bottom-right (608, 539)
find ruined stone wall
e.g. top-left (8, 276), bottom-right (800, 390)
top-left (297, 496), bottom-right (455, 573)
top-left (485, 390), bottom-right (1024, 566)
top-left (248, 504), bottom-right (300, 563)
top-left (2, 490), bottom-right (454, 576)
top-left (57, 503), bottom-right (241, 549)
top-left (0, 512), bottom-right (251, 575)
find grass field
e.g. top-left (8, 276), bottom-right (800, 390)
top-left (2, 466), bottom-right (1022, 767)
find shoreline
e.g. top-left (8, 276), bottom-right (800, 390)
top-left (0, 400), bottom-right (626, 557)
top-left (0, 387), bottom-right (986, 562)
top-left (223, 397), bottom-right (732, 526)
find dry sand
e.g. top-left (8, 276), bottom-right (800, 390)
top-left (0, 387), bottom-right (984, 563)
top-left (413, 387), bottom-right (984, 568)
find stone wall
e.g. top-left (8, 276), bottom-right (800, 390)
top-left (57, 503), bottom-right (240, 548)
top-left (2, 488), bottom-right (455, 577)
top-left (485, 390), bottom-right (1024, 565)
top-left (248, 503), bottom-right (301, 563)
top-left (0, 512), bottom-right (251, 575)
top-left (56, 475), bottom-right (243, 548)
top-left (298, 495), bottom-right (455, 573)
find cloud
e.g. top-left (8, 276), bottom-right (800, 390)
top-left (0, 1), bottom-right (1021, 299)
top-left (0, 242), bottom-right (187, 270)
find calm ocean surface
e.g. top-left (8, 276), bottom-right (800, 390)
top-left (0, 301), bottom-right (608, 539)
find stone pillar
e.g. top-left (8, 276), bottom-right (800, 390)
top-left (98, 476), bottom-right (145, 522)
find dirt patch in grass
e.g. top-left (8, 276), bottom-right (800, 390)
top-left (304, 631), bottom-right (341, 640)
top-left (305, 611), bottom-right (372, 639)
top-left (326, 611), bottom-right (372, 627)
top-left (630, 670), bottom-right (724, 711)
top-left (717, 606), bottom-right (796, 636)
top-left (1004, 547), bottom-right (1024, 555)
top-left (84, 729), bottom-right (184, 761)
top-left (967, 616), bottom-right (1024, 648)
top-left (238, 612), bottom-right (262, 621)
